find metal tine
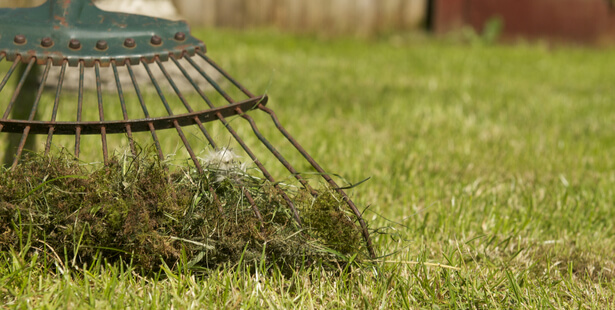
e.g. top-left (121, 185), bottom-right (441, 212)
top-left (125, 62), bottom-right (164, 161)
top-left (141, 59), bottom-right (202, 172)
top-left (143, 58), bottom-right (263, 223)
top-left (199, 55), bottom-right (335, 182)
top-left (0, 57), bottom-right (22, 134)
top-left (45, 60), bottom-right (68, 155)
top-left (190, 58), bottom-right (313, 191)
top-left (111, 61), bottom-right (137, 158)
top-left (183, 54), bottom-right (317, 196)
top-left (174, 56), bottom-right (303, 226)
top-left (75, 60), bottom-right (84, 158)
top-left (198, 52), bottom-right (345, 194)
top-left (198, 51), bottom-right (377, 258)
top-left (0, 55), bottom-right (21, 104)
top-left (11, 58), bottom-right (52, 168)
top-left (155, 58), bottom-right (216, 148)
top-left (197, 51), bottom-right (255, 98)
top-left (95, 61), bottom-right (109, 165)
top-left (186, 58), bottom-right (308, 188)
top-left (1, 57), bottom-right (36, 124)
top-left (153, 58), bottom-right (225, 216)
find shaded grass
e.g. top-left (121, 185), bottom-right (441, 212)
top-left (1, 28), bottom-right (615, 307)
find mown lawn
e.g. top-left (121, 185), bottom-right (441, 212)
top-left (2, 28), bottom-right (615, 308)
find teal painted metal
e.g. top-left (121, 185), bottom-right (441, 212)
top-left (0, 0), bottom-right (205, 67)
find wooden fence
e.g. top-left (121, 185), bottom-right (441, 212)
top-left (1, 0), bottom-right (428, 35)
top-left (174, 0), bottom-right (427, 35)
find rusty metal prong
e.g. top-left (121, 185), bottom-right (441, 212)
top-left (158, 57), bottom-right (217, 147)
top-left (240, 110), bottom-right (317, 196)
top-left (75, 60), bottom-right (85, 159)
top-left (184, 55), bottom-right (234, 103)
top-left (197, 51), bottom-right (255, 98)
top-left (188, 55), bottom-right (316, 194)
top-left (141, 61), bottom-right (175, 116)
top-left (218, 110), bottom-right (303, 225)
top-left (141, 60), bottom-right (203, 172)
top-left (1, 56), bottom-right (36, 121)
top-left (27, 59), bottom-right (51, 121)
top-left (45, 59), bottom-right (67, 155)
top-left (211, 107), bottom-right (302, 223)
top-left (243, 187), bottom-right (264, 224)
top-left (111, 61), bottom-right (137, 158)
top-left (261, 105), bottom-right (376, 258)
top-left (0, 55), bottom-right (22, 102)
top-left (184, 56), bottom-right (305, 224)
top-left (147, 57), bottom-right (262, 223)
top-left (126, 62), bottom-right (164, 161)
top-left (144, 59), bottom-right (237, 219)
top-left (11, 58), bottom-right (52, 169)
top-left (200, 52), bottom-right (376, 258)
top-left (95, 62), bottom-right (109, 165)
top-left (165, 57), bottom-right (228, 216)
top-left (177, 56), bottom-right (217, 109)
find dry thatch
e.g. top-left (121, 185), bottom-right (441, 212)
top-left (0, 148), bottom-right (367, 274)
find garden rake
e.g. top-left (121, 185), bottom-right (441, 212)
top-left (0, 0), bottom-right (376, 258)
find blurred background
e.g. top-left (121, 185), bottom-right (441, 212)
top-left (2, 0), bottom-right (615, 44)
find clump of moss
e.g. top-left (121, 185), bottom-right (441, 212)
top-left (302, 190), bottom-right (362, 255)
top-left (0, 149), bottom-right (368, 273)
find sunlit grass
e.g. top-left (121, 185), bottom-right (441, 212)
top-left (1, 28), bottom-right (615, 307)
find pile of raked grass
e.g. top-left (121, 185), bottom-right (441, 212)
top-left (0, 147), bottom-right (367, 273)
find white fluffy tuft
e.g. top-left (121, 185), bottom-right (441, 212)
top-left (201, 147), bottom-right (248, 182)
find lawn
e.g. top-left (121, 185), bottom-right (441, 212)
top-left (1, 28), bottom-right (615, 308)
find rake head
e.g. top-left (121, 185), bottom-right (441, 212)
top-left (0, 0), bottom-right (375, 258)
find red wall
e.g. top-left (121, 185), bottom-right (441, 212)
top-left (433, 0), bottom-right (615, 43)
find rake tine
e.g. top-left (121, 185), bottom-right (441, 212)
top-left (187, 58), bottom-right (316, 194)
top-left (155, 58), bottom-right (216, 148)
top-left (0, 55), bottom-right (21, 105)
top-left (1, 57), bottom-right (35, 122)
top-left (197, 51), bottom-right (254, 98)
top-left (261, 102), bottom-right (376, 258)
top-left (157, 58), bottom-right (227, 216)
top-left (0, 56), bottom-right (36, 167)
top-left (45, 60), bottom-right (68, 155)
top-left (95, 61), bottom-right (109, 165)
top-left (184, 55), bottom-right (316, 193)
top-left (199, 51), bottom-right (377, 258)
top-left (144, 58), bottom-right (264, 223)
top-left (111, 61), bottom-right (137, 158)
top-left (241, 111), bottom-right (317, 194)
top-left (181, 56), bottom-right (304, 225)
top-left (125, 62), bottom-right (164, 161)
top-left (11, 58), bottom-right (52, 169)
top-left (141, 59), bottom-right (202, 172)
top-left (164, 57), bottom-right (248, 217)
top-left (75, 60), bottom-right (84, 159)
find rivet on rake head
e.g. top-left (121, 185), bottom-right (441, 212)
top-left (41, 37), bottom-right (53, 48)
top-left (69, 39), bottom-right (81, 50)
top-left (174, 32), bottom-right (186, 41)
top-left (95, 40), bottom-right (108, 50)
top-left (13, 34), bottom-right (26, 45)
top-left (150, 35), bottom-right (162, 45)
top-left (124, 38), bottom-right (136, 48)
